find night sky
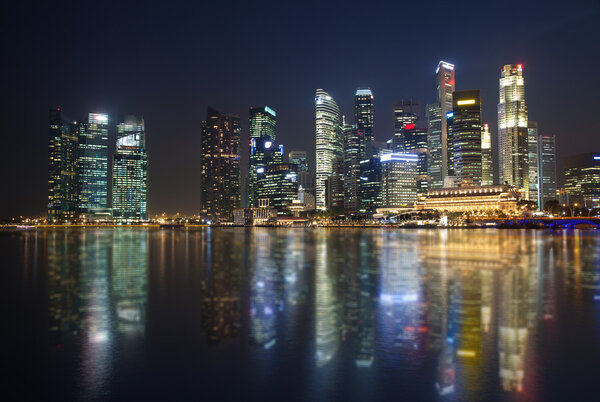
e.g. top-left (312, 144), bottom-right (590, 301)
top-left (1, 0), bottom-right (599, 218)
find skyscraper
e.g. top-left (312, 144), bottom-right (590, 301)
top-left (403, 124), bottom-right (430, 194)
top-left (343, 124), bottom-right (362, 212)
top-left (392, 100), bottom-right (420, 152)
top-left (315, 89), bottom-right (343, 209)
top-left (537, 134), bottom-right (557, 209)
top-left (448, 90), bottom-right (482, 185)
top-left (200, 107), bottom-right (241, 222)
top-left (47, 108), bottom-right (78, 221)
top-left (289, 150), bottom-right (311, 190)
top-left (326, 157), bottom-right (345, 210)
top-left (380, 153), bottom-right (419, 209)
top-left (256, 163), bottom-right (298, 215)
top-left (112, 115), bottom-right (148, 221)
top-left (359, 157), bottom-right (382, 213)
top-left (427, 61), bottom-right (455, 189)
top-left (355, 88), bottom-right (374, 158)
top-left (564, 152), bottom-right (600, 208)
top-left (481, 124), bottom-right (493, 186)
top-left (77, 113), bottom-right (109, 213)
top-left (248, 106), bottom-right (279, 207)
top-left (498, 64), bottom-right (529, 197)
top-left (527, 122), bottom-right (539, 204)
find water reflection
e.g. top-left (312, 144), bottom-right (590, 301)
top-left (17, 228), bottom-right (600, 400)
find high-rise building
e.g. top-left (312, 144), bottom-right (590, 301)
top-left (355, 88), bottom-right (374, 157)
top-left (112, 115), bottom-right (148, 221)
top-left (248, 106), bottom-right (278, 207)
top-left (288, 150), bottom-right (308, 172)
top-left (200, 107), bottom-right (241, 222)
top-left (256, 163), bottom-right (298, 215)
top-left (343, 124), bottom-right (362, 212)
top-left (538, 134), bottom-right (557, 209)
top-left (498, 64), bottom-right (529, 197)
top-left (77, 113), bottom-right (109, 213)
top-left (315, 89), bottom-right (343, 209)
top-left (564, 152), bottom-right (600, 208)
top-left (403, 124), bottom-right (430, 194)
top-left (359, 157), bottom-right (382, 213)
top-left (380, 153), bottom-right (419, 209)
top-left (448, 90), bottom-right (482, 185)
top-left (481, 124), bottom-right (493, 186)
top-left (326, 156), bottom-right (345, 210)
top-left (392, 100), bottom-right (420, 152)
top-left (527, 122), bottom-right (539, 204)
top-left (47, 108), bottom-right (78, 221)
top-left (427, 104), bottom-right (443, 188)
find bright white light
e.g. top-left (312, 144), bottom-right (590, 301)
top-left (264, 141), bottom-right (272, 149)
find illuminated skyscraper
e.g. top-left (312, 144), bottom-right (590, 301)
top-left (77, 113), bottom-right (109, 213)
top-left (380, 153), bottom-right (419, 209)
top-left (564, 153), bottom-right (600, 208)
top-left (288, 150), bottom-right (311, 190)
top-left (248, 107), bottom-right (278, 207)
top-left (537, 134), bottom-right (557, 209)
top-left (112, 116), bottom-right (147, 221)
top-left (427, 61), bottom-right (455, 188)
top-left (315, 89), bottom-right (343, 209)
top-left (343, 124), bottom-right (362, 212)
top-left (392, 100), bottom-right (420, 152)
top-left (355, 88), bottom-right (374, 157)
top-left (200, 107), bottom-right (241, 222)
top-left (498, 64), bottom-right (529, 197)
top-left (326, 157), bottom-right (345, 210)
top-left (403, 124), bottom-right (430, 193)
top-left (359, 157), bottom-right (382, 212)
top-left (481, 124), bottom-right (493, 186)
top-left (448, 90), bottom-right (482, 185)
top-left (256, 163), bottom-right (298, 215)
top-left (47, 108), bottom-right (78, 221)
top-left (527, 122), bottom-right (539, 204)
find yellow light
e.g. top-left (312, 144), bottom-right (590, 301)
top-left (457, 99), bottom-right (476, 105)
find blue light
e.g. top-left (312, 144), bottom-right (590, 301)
top-left (446, 112), bottom-right (454, 118)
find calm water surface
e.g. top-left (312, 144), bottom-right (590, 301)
top-left (2, 228), bottom-right (600, 401)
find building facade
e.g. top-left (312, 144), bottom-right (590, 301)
top-left (355, 88), bottom-right (374, 158)
top-left (416, 184), bottom-right (520, 214)
top-left (448, 90), bottom-right (482, 185)
top-left (47, 108), bottom-right (78, 221)
top-left (326, 157), bottom-right (345, 210)
top-left (200, 107), bottom-right (241, 222)
top-left (112, 115), bottom-right (148, 221)
top-left (403, 124), bottom-right (430, 194)
top-left (77, 113), bottom-right (109, 213)
top-left (315, 89), bottom-right (343, 209)
top-left (392, 100), bottom-right (420, 152)
top-left (380, 153), bottom-right (419, 210)
top-left (498, 64), bottom-right (529, 197)
top-left (537, 134), bottom-right (557, 209)
top-left (248, 106), bottom-right (278, 207)
top-left (256, 163), bottom-right (299, 215)
top-left (481, 124), bottom-right (493, 186)
top-left (527, 122), bottom-right (539, 204)
top-left (359, 157), bottom-right (382, 213)
top-left (564, 152), bottom-right (600, 208)
top-left (343, 124), bottom-right (362, 212)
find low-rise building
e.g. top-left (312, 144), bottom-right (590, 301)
top-left (415, 184), bottom-right (520, 214)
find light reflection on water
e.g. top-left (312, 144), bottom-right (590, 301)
top-left (8, 228), bottom-right (600, 401)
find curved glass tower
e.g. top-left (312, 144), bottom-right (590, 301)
top-left (315, 89), bottom-right (342, 209)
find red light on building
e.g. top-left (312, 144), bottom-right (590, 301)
top-left (405, 123), bottom-right (415, 130)
top-left (517, 64), bottom-right (523, 70)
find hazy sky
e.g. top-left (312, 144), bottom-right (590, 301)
top-left (1, 0), bottom-right (599, 217)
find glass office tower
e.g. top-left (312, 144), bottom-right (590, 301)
top-left (448, 90), bottom-right (482, 185)
top-left (498, 64), bottom-right (529, 197)
top-left (47, 108), bottom-right (78, 221)
top-left (77, 113), bottom-right (109, 213)
top-left (112, 115), bottom-right (148, 221)
top-left (343, 124), bottom-right (362, 212)
top-left (380, 153), bottom-right (419, 209)
top-left (200, 107), bottom-right (241, 222)
top-left (359, 157), bottom-right (382, 213)
top-left (248, 106), bottom-right (278, 207)
top-left (257, 163), bottom-right (299, 215)
top-left (315, 89), bottom-right (343, 209)
top-left (392, 100), bottom-right (420, 152)
top-left (564, 152), bottom-right (600, 208)
top-left (355, 88), bottom-right (374, 158)
top-left (403, 124), bottom-right (430, 194)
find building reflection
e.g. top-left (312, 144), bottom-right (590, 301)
top-left (355, 232), bottom-right (379, 368)
top-left (315, 230), bottom-right (343, 367)
top-left (199, 228), bottom-right (243, 345)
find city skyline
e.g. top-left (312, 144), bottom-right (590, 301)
top-left (2, 1), bottom-right (599, 217)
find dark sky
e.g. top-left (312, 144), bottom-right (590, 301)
top-left (1, 0), bottom-right (599, 218)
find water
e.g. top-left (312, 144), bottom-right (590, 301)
top-left (2, 228), bottom-right (600, 401)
